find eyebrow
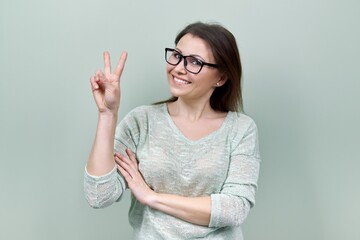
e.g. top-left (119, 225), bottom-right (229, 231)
top-left (174, 47), bottom-right (206, 61)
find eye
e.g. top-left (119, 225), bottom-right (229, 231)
top-left (188, 57), bottom-right (203, 66)
top-left (173, 52), bottom-right (182, 59)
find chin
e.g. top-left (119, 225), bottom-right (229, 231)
top-left (168, 87), bottom-right (183, 98)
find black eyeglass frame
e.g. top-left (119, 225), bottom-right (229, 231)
top-left (165, 48), bottom-right (218, 74)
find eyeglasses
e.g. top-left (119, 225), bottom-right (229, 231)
top-left (165, 48), bottom-right (218, 74)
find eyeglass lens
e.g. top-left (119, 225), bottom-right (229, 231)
top-left (166, 49), bottom-right (203, 74)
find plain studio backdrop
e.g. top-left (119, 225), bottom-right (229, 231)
top-left (0, 0), bottom-right (359, 239)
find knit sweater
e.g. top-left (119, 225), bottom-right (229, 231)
top-left (84, 103), bottom-right (260, 239)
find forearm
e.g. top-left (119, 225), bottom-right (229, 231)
top-left (116, 150), bottom-right (211, 226)
top-left (86, 112), bottom-right (118, 176)
top-left (148, 193), bottom-right (211, 226)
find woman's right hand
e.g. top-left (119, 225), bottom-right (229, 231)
top-left (90, 51), bottom-right (128, 114)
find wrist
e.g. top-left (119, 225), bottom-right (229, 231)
top-left (145, 191), bottom-right (159, 208)
top-left (98, 110), bottom-right (118, 120)
top-left (97, 111), bottom-right (118, 130)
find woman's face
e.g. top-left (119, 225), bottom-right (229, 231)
top-left (166, 34), bottom-right (224, 102)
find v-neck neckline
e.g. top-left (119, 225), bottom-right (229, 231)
top-left (162, 103), bottom-right (231, 144)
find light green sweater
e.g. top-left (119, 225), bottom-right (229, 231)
top-left (84, 103), bottom-right (260, 239)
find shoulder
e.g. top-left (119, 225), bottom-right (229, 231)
top-left (228, 111), bottom-right (258, 134)
top-left (124, 104), bottom-right (164, 120)
top-left (119, 104), bottom-right (166, 129)
top-left (227, 112), bottom-right (260, 156)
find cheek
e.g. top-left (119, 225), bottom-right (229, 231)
top-left (166, 64), bottom-right (173, 75)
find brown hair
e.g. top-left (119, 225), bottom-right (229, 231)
top-left (158, 22), bottom-right (243, 112)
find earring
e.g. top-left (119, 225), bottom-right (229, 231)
top-left (216, 82), bottom-right (220, 86)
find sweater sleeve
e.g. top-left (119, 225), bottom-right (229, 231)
top-left (84, 165), bottom-right (126, 208)
top-left (84, 107), bottom-right (144, 208)
top-left (114, 107), bottom-right (145, 156)
top-left (209, 118), bottom-right (261, 227)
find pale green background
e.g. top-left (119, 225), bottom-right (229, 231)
top-left (0, 0), bottom-right (359, 239)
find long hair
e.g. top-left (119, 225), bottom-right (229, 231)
top-left (158, 22), bottom-right (243, 112)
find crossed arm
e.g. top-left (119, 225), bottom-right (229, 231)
top-left (115, 149), bottom-right (212, 226)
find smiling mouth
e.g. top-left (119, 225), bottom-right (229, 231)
top-left (174, 77), bottom-right (191, 85)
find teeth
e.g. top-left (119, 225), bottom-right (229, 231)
top-left (174, 77), bottom-right (190, 84)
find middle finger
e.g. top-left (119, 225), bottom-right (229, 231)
top-left (115, 153), bottom-right (135, 169)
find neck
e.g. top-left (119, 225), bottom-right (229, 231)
top-left (167, 97), bottom-right (215, 121)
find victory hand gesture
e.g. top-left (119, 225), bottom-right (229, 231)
top-left (90, 51), bottom-right (128, 114)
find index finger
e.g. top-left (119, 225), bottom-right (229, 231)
top-left (103, 51), bottom-right (111, 76)
top-left (126, 148), bottom-right (138, 163)
top-left (114, 51), bottom-right (128, 78)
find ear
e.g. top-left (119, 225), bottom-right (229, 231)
top-left (215, 73), bottom-right (227, 87)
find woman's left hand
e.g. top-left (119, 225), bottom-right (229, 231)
top-left (115, 149), bottom-right (155, 205)
top-left (115, 149), bottom-right (212, 226)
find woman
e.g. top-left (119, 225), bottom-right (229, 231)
top-left (84, 22), bottom-right (260, 239)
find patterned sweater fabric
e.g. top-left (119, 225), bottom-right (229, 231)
top-left (84, 103), bottom-right (261, 239)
